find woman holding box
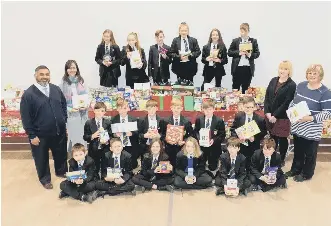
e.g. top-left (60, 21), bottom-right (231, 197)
top-left (121, 32), bottom-right (149, 89)
top-left (95, 29), bottom-right (121, 87)
top-left (59, 60), bottom-right (88, 153)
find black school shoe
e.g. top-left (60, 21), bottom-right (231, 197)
top-left (158, 185), bottom-right (174, 193)
top-left (293, 174), bottom-right (311, 182)
top-left (59, 191), bottom-right (69, 199)
top-left (215, 187), bottom-right (225, 196)
top-left (81, 192), bottom-right (97, 204)
top-left (284, 171), bottom-right (298, 179)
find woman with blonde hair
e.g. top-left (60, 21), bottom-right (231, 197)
top-left (169, 22), bottom-right (201, 86)
top-left (264, 61), bottom-right (296, 166)
top-left (285, 64), bottom-right (331, 182)
top-left (121, 32), bottom-right (148, 88)
top-left (95, 29), bottom-right (121, 87)
top-left (173, 137), bottom-right (213, 189)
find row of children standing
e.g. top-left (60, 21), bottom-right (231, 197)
top-left (59, 96), bottom-right (287, 203)
top-left (96, 22), bottom-right (260, 94)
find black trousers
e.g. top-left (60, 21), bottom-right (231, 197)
top-left (95, 180), bottom-right (135, 196)
top-left (201, 67), bottom-right (223, 91)
top-left (290, 135), bottom-right (319, 179)
top-left (176, 62), bottom-right (194, 82)
top-left (127, 75), bottom-right (149, 89)
top-left (88, 148), bottom-right (108, 179)
top-left (214, 176), bottom-right (251, 191)
top-left (249, 174), bottom-right (286, 192)
top-left (232, 66), bottom-right (252, 94)
top-left (201, 146), bottom-right (221, 171)
top-left (60, 180), bottom-right (96, 199)
top-left (239, 145), bottom-right (256, 173)
top-left (132, 174), bottom-right (174, 189)
top-left (30, 134), bottom-right (68, 185)
top-left (271, 135), bottom-right (288, 162)
top-left (124, 146), bottom-right (139, 169)
top-left (174, 173), bottom-right (213, 189)
top-left (165, 144), bottom-right (182, 170)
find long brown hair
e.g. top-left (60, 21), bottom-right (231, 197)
top-left (149, 138), bottom-right (165, 156)
top-left (126, 32), bottom-right (142, 56)
top-left (100, 29), bottom-right (117, 45)
top-left (208, 28), bottom-right (224, 47)
top-left (62, 60), bottom-right (84, 85)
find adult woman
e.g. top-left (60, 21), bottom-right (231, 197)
top-left (95, 29), bottom-right (121, 87)
top-left (201, 28), bottom-right (228, 90)
top-left (59, 60), bottom-right (88, 152)
top-left (285, 64), bottom-right (331, 182)
top-left (264, 61), bottom-right (296, 166)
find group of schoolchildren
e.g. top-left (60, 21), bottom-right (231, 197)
top-left (59, 96), bottom-right (287, 203)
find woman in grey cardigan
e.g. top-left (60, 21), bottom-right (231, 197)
top-left (285, 64), bottom-right (331, 182)
top-left (59, 60), bottom-right (88, 152)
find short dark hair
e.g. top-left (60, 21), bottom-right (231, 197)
top-left (227, 137), bottom-right (241, 148)
top-left (35, 65), bottom-right (49, 73)
top-left (110, 138), bottom-right (122, 147)
top-left (94, 102), bottom-right (107, 110)
top-left (262, 138), bottom-right (276, 149)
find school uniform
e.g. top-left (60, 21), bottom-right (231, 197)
top-left (169, 36), bottom-right (201, 84)
top-left (121, 46), bottom-right (149, 89)
top-left (111, 114), bottom-right (140, 169)
top-left (174, 151), bottom-right (212, 189)
top-left (60, 156), bottom-right (96, 200)
top-left (215, 152), bottom-right (251, 193)
top-left (132, 152), bottom-right (174, 190)
top-left (95, 151), bottom-right (135, 195)
top-left (148, 44), bottom-right (172, 85)
top-left (163, 114), bottom-right (195, 169)
top-left (83, 117), bottom-right (112, 179)
top-left (95, 43), bottom-right (121, 87)
top-left (249, 149), bottom-right (286, 192)
top-left (194, 115), bottom-right (226, 171)
top-left (201, 43), bottom-right (228, 90)
top-left (228, 37), bottom-right (260, 94)
top-left (138, 115), bottom-right (165, 157)
top-left (230, 112), bottom-right (267, 171)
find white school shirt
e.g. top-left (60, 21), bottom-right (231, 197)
top-left (112, 153), bottom-right (121, 169)
top-left (34, 83), bottom-right (50, 97)
top-left (181, 37), bottom-right (190, 53)
top-left (120, 115), bottom-right (132, 146)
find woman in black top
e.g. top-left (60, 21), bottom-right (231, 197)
top-left (95, 29), bottom-right (121, 87)
top-left (264, 61), bottom-right (296, 166)
top-left (201, 28), bottom-right (228, 90)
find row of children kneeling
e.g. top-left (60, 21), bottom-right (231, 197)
top-left (59, 136), bottom-right (287, 203)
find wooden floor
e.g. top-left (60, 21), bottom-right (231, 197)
top-left (2, 154), bottom-right (331, 226)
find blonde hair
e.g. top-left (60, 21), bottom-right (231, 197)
top-left (306, 64), bottom-right (324, 81)
top-left (171, 97), bottom-right (183, 107)
top-left (101, 29), bottom-right (117, 45)
top-left (202, 98), bottom-right (215, 109)
top-left (178, 22), bottom-right (189, 35)
top-left (278, 61), bottom-right (293, 77)
top-left (182, 137), bottom-right (202, 157)
top-left (127, 32), bottom-right (142, 56)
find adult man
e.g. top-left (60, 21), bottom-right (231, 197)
top-left (20, 65), bottom-right (68, 189)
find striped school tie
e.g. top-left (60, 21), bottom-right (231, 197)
top-left (152, 158), bottom-right (158, 169)
top-left (229, 159), bottom-right (236, 179)
top-left (183, 39), bottom-right (189, 52)
top-left (264, 157), bottom-right (270, 174)
top-left (122, 119), bottom-right (129, 146)
top-left (206, 119), bottom-right (210, 129)
top-left (114, 157), bottom-right (120, 169)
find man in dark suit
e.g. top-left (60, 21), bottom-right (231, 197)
top-left (148, 30), bottom-right (172, 86)
top-left (215, 137), bottom-right (251, 196)
top-left (20, 65), bottom-right (68, 189)
top-left (96, 138), bottom-right (136, 197)
top-left (228, 23), bottom-right (260, 94)
top-left (111, 98), bottom-right (140, 169)
top-left (249, 138), bottom-right (287, 192)
top-left (83, 102), bottom-right (112, 179)
top-left (163, 98), bottom-right (195, 169)
top-left (169, 22), bottom-right (201, 86)
top-left (231, 97), bottom-right (267, 171)
top-left (138, 99), bottom-right (165, 159)
top-left (194, 99), bottom-right (226, 171)
top-left (59, 143), bottom-right (97, 203)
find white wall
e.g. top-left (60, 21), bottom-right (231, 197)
top-left (1, 1), bottom-right (331, 91)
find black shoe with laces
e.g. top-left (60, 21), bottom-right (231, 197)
top-left (293, 174), bottom-right (311, 182)
top-left (215, 187), bottom-right (224, 196)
